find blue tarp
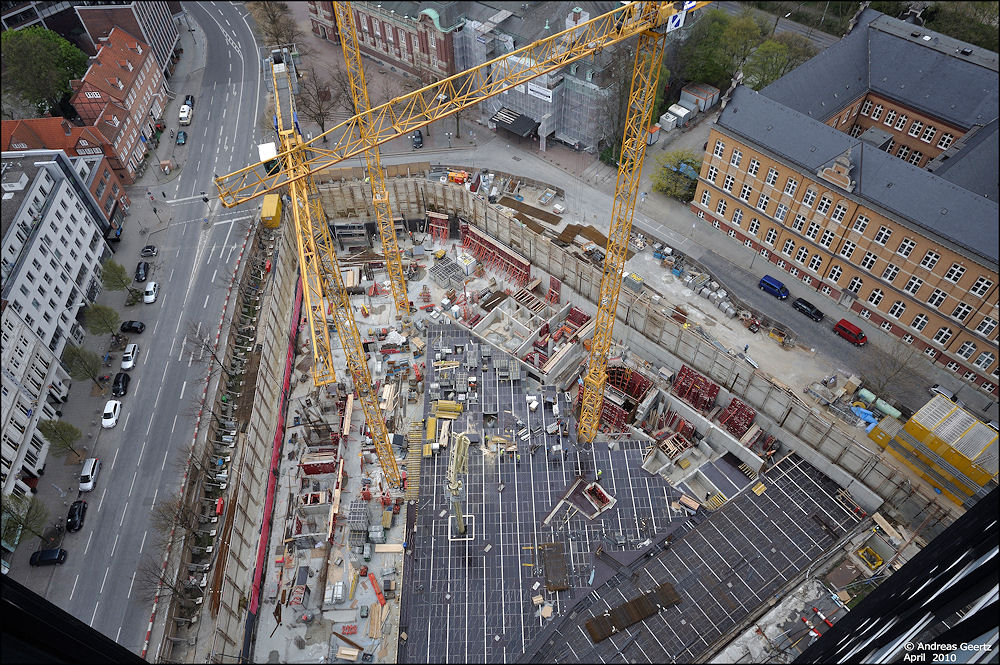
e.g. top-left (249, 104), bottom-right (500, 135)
top-left (851, 406), bottom-right (880, 425)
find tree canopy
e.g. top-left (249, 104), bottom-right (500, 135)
top-left (651, 149), bottom-right (702, 202)
top-left (61, 344), bottom-right (103, 386)
top-left (82, 304), bottom-right (121, 337)
top-left (1, 26), bottom-right (88, 114)
top-left (101, 259), bottom-right (138, 296)
top-left (36, 419), bottom-right (84, 459)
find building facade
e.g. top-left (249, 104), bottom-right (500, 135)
top-left (1, 149), bottom-right (113, 354)
top-left (76, 1), bottom-right (179, 76)
top-left (691, 10), bottom-right (999, 397)
top-left (2, 117), bottom-right (131, 226)
top-left (1, 299), bottom-right (71, 542)
top-left (69, 27), bottom-right (167, 183)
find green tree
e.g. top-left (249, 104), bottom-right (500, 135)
top-left (720, 14), bottom-right (764, 77)
top-left (679, 9), bottom-right (732, 90)
top-left (1, 494), bottom-right (49, 545)
top-left (82, 304), bottom-right (121, 336)
top-left (651, 149), bottom-right (702, 202)
top-left (101, 259), bottom-right (139, 297)
top-left (1, 26), bottom-right (88, 114)
top-left (36, 419), bottom-right (84, 459)
top-left (61, 344), bottom-right (104, 387)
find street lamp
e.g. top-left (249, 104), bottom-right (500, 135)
top-left (445, 132), bottom-right (453, 148)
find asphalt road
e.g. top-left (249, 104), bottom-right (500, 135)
top-left (25, 3), bottom-right (265, 652)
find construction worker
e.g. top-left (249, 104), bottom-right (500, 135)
top-left (516, 454), bottom-right (521, 467)
top-left (597, 469), bottom-right (603, 480)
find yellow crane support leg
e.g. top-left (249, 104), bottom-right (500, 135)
top-left (578, 28), bottom-right (667, 444)
top-left (333, 2), bottom-right (410, 322)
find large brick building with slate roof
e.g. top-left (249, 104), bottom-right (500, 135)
top-left (691, 9), bottom-right (999, 397)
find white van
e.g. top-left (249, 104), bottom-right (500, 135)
top-left (79, 458), bottom-right (102, 492)
top-left (179, 104), bottom-right (192, 126)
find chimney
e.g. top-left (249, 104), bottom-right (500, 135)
top-left (572, 6), bottom-right (582, 23)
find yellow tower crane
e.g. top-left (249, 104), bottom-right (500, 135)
top-left (263, 52), bottom-right (401, 488)
top-left (332, 2), bottom-right (410, 322)
top-left (214, 1), bottom-right (710, 482)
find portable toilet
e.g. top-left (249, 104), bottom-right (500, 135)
top-left (646, 124), bottom-right (661, 145)
top-left (658, 112), bottom-right (677, 131)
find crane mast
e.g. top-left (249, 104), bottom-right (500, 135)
top-left (332, 2), bottom-right (410, 322)
top-left (270, 55), bottom-right (402, 488)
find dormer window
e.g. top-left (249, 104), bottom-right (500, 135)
top-left (85, 91), bottom-right (101, 99)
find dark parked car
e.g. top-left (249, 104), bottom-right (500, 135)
top-left (120, 320), bottom-right (146, 334)
top-left (792, 298), bottom-right (824, 322)
top-left (176, 130), bottom-right (187, 145)
top-left (412, 129), bottom-right (423, 149)
top-left (135, 261), bottom-right (149, 282)
top-left (184, 94), bottom-right (195, 108)
top-left (66, 500), bottom-right (87, 532)
top-left (140, 245), bottom-right (158, 257)
top-left (111, 372), bottom-right (131, 397)
top-left (29, 548), bottom-right (67, 566)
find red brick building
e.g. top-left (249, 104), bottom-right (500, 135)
top-left (1, 117), bottom-right (130, 225)
top-left (70, 27), bottom-right (166, 183)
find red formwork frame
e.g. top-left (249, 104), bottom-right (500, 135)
top-left (717, 397), bottom-right (757, 439)
top-left (427, 211), bottom-right (449, 244)
top-left (459, 223), bottom-right (530, 286)
top-left (672, 365), bottom-right (720, 412)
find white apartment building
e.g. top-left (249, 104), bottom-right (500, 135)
top-left (1, 150), bottom-right (113, 354)
top-left (1, 300), bottom-right (71, 550)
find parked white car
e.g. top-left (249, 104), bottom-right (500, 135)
top-left (120, 343), bottom-right (139, 370)
top-left (101, 400), bottom-right (122, 428)
top-left (143, 281), bottom-right (159, 304)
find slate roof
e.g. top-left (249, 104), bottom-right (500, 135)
top-left (723, 9), bottom-right (999, 265)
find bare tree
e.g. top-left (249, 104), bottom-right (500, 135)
top-left (183, 321), bottom-right (231, 379)
top-left (135, 550), bottom-right (204, 607)
top-left (36, 419), bottom-right (84, 459)
top-left (296, 66), bottom-right (338, 141)
top-left (246, 1), bottom-right (305, 50)
top-left (862, 342), bottom-right (920, 396)
top-left (149, 490), bottom-right (211, 552)
top-left (61, 344), bottom-right (104, 388)
top-left (1, 494), bottom-right (49, 544)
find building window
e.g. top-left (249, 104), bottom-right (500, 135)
top-left (904, 276), bottom-right (923, 295)
top-left (839, 240), bottom-right (857, 259)
top-left (816, 196), bottom-right (832, 215)
top-left (808, 254), bottom-right (823, 272)
top-left (775, 203), bottom-right (788, 222)
top-left (700, 190), bottom-right (711, 206)
top-left (897, 145), bottom-right (911, 160)
top-left (765, 228), bottom-right (777, 245)
top-left (937, 133), bottom-right (954, 150)
top-left (859, 308), bottom-right (871, 319)
top-left (927, 289), bottom-right (947, 309)
top-left (782, 239), bottom-right (795, 256)
top-left (908, 120), bottom-right (923, 137)
top-left (908, 151), bottom-right (923, 166)
top-left (756, 194), bottom-right (769, 212)
top-left (888, 301), bottom-right (906, 319)
top-left (748, 218), bottom-right (760, 236)
top-left (830, 204), bottom-right (847, 223)
top-left (747, 158), bottom-right (760, 176)
top-left (732, 208), bottom-right (743, 227)
top-left (924, 347), bottom-right (938, 359)
top-left (894, 114), bottom-right (908, 130)
top-left (896, 238), bottom-right (916, 258)
top-left (805, 222), bottom-right (820, 240)
top-left (802, 189), bottom-right (817, 208)
top-left (713, 140), bottom-right (725, 158)
top-left (902, 333), bottom-right (913, 344)
top-left (706, 165), bottom-right (718, 183)
top-left (975, 317), bottom-right (997, 337)
top-left (983, 382), bottom-right (997, 394)
top-left (847, 276), bottom-right (863, 293)
top-left (946, 361), bottom-right (962, 372)
top-left (821, 285), bottom-right (832, 296)
top-left (952, 302), bottom-right (973, 321)
top-left (860, 100), bottom-right (872, 116)
top-left (792, 214), bottom-right (806, 232)
top-left (974, 352), bottom-right (996, 369)
top-left (943, 263), bottom-right (965, 283)
top-left (739, 184), bottom-right (752, 201)
top-left (870, 226), bottom-right (890, 246)
top-left (957, 341), bottom-right (977, 359)
top-left (716, 200), bottom-right (727, 215)
top-left (819, 230), bottom-right (835, 248)
top-left (730, 149), bottom-right (742, 167)
top-left (881, 110), bottom-right (896, 126)
top-left (859, 252), bottom-right (877, 270)
top-left (723, 174), bottom-right (735, 192)
top-left (970, 276), bottom-right (993, 297)
top-left (920, 126), bottom-right (937, 143)
top-left (794, 246), bottom-right (809, 264)
top-left (850, 125), bottom-right (864, 137)
top-left (789, 267), bottom-right (799, 277)
top-left (853, 215), bottom-right (870, 234)
top-left (932, 327), bottom-right (953, 345)
top-left (764, 168), bottom-right (778, 186)
top-left (882, 263), bottom-right (900, 282)
top-left (784, 178), bottom-right (798, 196)
top-left (870, 104), bottom-right (883, 121)
top-left (880, 321), bottom-right (894, 332)
top-left (868, 289), bottom-right (884, 306)
top-left (776, 259), bottom-right (787, 269)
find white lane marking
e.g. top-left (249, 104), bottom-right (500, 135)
top-left (129, 471), bottom-right (136, 496)
top-left (98, 487), bottom-right (107, 511)
top-left (140, 530), bottom-right (147, 554)
top-left (188, 351), bottom-right (194, 367)
top-left (180, 380), bottom-right (187, 400)
top-left (170, 268), bottom-right (175, 281)
top-left (162, 447), bottom-right (169, 471)
top-left (111, 533), bottom-right (119, 557)
top-left (122, 413), bottom-right (130, 431)
top-left (171, 414), bottom-right (178, 434)
top-left (100, 567), bottom-right (109, 593)
top-left (153, 320), bottom-right (159, 335)
top-left (119, 502), bottom-right (128, 527)
top-left (203, 294), bottom-right (210, 308)
top-left (170, 337), bottom-right (176, 356)
top-left (127, 571), bottom-right (137, 599)
top-left (212, 268), bottom-right (218, 282)
top-left (70, 575), bottom-right (79, 600)
top-left (111, 447), bottom-right (120, 470)
top-left (84, 532), bottom-right (93, 556)
top-left (154, 383), bottom-right (163, 412)
top-left (116, 626), bottom-right (122, 643)
top-left (90, 602), bottom-right (99, 626)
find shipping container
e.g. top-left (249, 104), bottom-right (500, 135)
top-left (261, 194), bottom-right (282, 228)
